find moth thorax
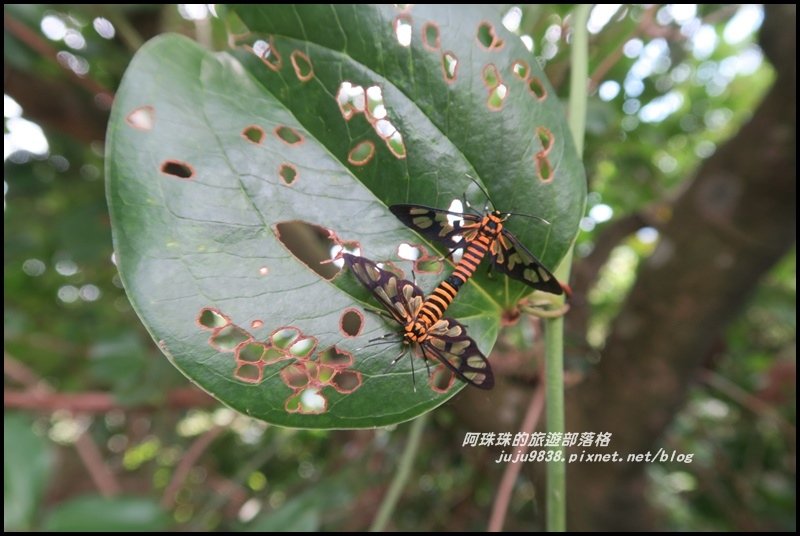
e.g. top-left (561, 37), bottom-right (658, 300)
top-left (483, 213), bottom-right (504, 234)
top-left (408, 321), bottom-right (429, 342)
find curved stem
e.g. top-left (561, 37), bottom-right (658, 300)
top-left (369, 414), bottom-right (429, 532)
top-left (545, 4), bottom-right (590, 532)
top-left (488, 378), bottom-right (546, 531)
top-left (161, 425), bottom-right (226, 509)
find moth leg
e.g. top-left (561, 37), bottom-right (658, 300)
top-left (435, 244), bottom-right (463, 263)
top-left (368, 331), bottom-right (394, 343)
top-left (381, 346), bottom-right (408, 375)
top-left (363, 305), bottom-right (394, 320)
top-left (408, 346), bottom-right (417, 392)
top-left (420, 345), bottom-right (433, 379)
top-left (486, 257), bottom-right (497, 278)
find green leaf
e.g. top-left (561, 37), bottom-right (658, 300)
top-left (4, 413), bottom-right (53, 531)
top-left (106, 6), bottom-right (584, 428)
top-left (42, 495), bottom-right (169, 532)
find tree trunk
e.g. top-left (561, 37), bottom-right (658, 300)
top-left (566, 5), bottom-right (796, 530)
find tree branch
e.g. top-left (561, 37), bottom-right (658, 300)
top-left (4, 388), bottom-right (217, 413)
top-left (4, 353), bottom-right (124, 497)
top-left (161, 425), bottom-right (226, 509)
top-left (487, 378), bottom-right (546, 532)
top-left (567, 5), bottom-right (796, 530)
top-left (4, 11), bottom-right (113, 98)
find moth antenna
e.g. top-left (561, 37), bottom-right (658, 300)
top-left (464, 173), bottom-right (494, 209)
top-left (503, 211), bottom-right (551, 226)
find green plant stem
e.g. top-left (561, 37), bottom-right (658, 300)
top-left (545, 4), bottom-right (589, 532)
top-left (369, 414), bottom-right (429, 532)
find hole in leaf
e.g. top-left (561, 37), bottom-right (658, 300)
top-left (487, 84), bottom-right (508, 111)
top-left (161, 160), bottom-right (194, 180)
top-left (262, 347), bottom-right (287, 366)
top-left (430, 364), bottom-right (456, 393)
top-left (393, 15), bottom-right (412, 47)
top-left (442, 51), bottom-right (458, 83)
top-left (536, 153), bottom-right (554, 182)
top-left (528, 76), bottom-right (547, 101)
top-left (340, 309), bottom-right (364, 338)
top-left (387, 131), bottom-right (406, 159)
top-left (348, 141), bottom-right (376, 166)
top-left (285, 392), bottom-right (301, 412)
top-left (364, 87), bottom-right (405, 158)
top-left (318, 346), bottom-right (353, 367)
top-left (318, 364), bottom-right (335, 384)
top-left (126, 106), bottom-right (155, 130)
top-left (304, 361), bottom-right (319, 379)
top-left (248, 38), bottom-right (282, 71)
top-left (330, 240), bottom-right (362, 269)
top-left (210, 325), bottom-right (252, 352)
top-left (366, 85), bottom-right (387, 120)
top-left (251, 319), bottom-right (264, 329)
top-left (296, 388), bottom-right (327, 414)
top-left (275, 126), bottom-right (304, 145)
top-left (511, 59), bottom-right (529, 79)
top-left (289, 336), bottom-right (317, 358)
top-left (279, 163), bottom-right (298, 185)
top-left (415, 256), bottom-right (443, 274)
top-left (237, 341), bottom-right (267, 363)
top-left (271, 327), bottom-right (300, 349)
top-left (336, 82), bottom-right (366, 120)
top-left (422, 22), bottom-right (440, 51)
top-left (331, 370), bottom-right (362, 393)
top-left (398, 243), bottom-right (423, 261)
top-left (290, 50), bottom-right (313, 81)
top-left (259, 266), bottom-right (269, 276)
top-left (198, 308), bottom-right (230, 330)
top-left (477, 22), bottom-right (504, 50)
top-left (242, 125), bottom-right (265, 144)
top-left (483, 64), bottom-right (500, 88)
top-left (536, 126), bottom-right (554, 155)
top-left (374, 119), bottom-right (397, 140)
top-left (376, 261), bottom-right (405, 279)
top-left (235, 362), bottom-right (263, 384)
top-left (274, 221), bottom-right (345, 280)
top-left (338, 83), bottom-right (404, 158)
top-left (281, 362), bottom-right (310, 389)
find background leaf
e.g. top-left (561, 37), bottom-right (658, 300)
top-left (3, 413), bottom-right (53, 531)
top-left (106, 6), bottom-right (584, 428)
top-left (42, 495), bottom-right (169, 531)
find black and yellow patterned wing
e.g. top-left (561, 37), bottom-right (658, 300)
top-left (344, 253), bottom-right (494, 390)
top-left (423, 318), bottom-right (494, 389)
top-left (342, 253), bottom-right (424, 325)
top-left (494, 231), bottom-right (564, 295)
top-left (389, 204), bottom-right (482, 249)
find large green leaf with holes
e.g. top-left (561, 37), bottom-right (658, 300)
top-left (106, 5), bottom-right (584, 429)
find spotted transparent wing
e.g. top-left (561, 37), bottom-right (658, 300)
top-left (389, 204), bottom-right (481, 249)
top-left (423, 318), bottom-right (494, 389)
top-left (494, 231), bottom-right (564, 295)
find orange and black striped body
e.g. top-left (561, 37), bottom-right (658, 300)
top-left (390, 204), bottom-right (564, 296)
top-left (448, 211), bottom-right (504, 286)
top-left (412, 212), bottom-right (506, 332)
